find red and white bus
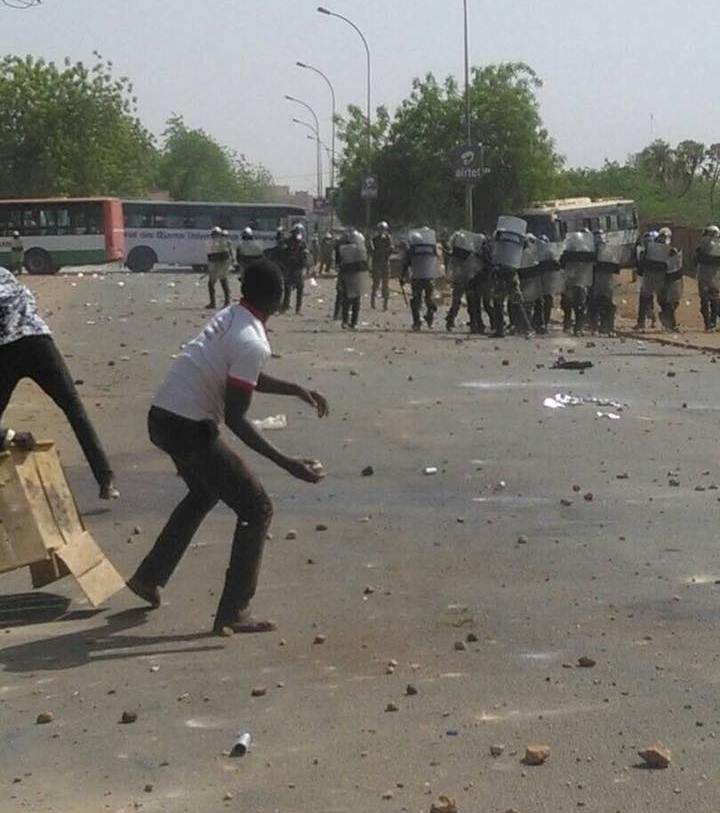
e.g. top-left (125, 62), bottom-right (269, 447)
top-left (0, 197), bottom-right (125, 275)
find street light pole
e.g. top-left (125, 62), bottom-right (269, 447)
top-left (285, 95), bottom-right (322, 200)
top-left (292, 118), bottom-right (323, 202)
top-left (463, 0), bottom-right (473, 231)
top-left (297, 61), bottom-right (337, 231)
top-left (317, 6), bottom-right (372, 233)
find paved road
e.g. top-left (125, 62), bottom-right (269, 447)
top-left (2, 271), bottom-right (720, 813)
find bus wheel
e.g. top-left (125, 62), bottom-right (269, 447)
top-left (25, 248), bottom-right (57, 275)
top-left (126, 246), bottom-right (157, 273)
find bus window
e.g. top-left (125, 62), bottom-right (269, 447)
top-left (0, 207), bottom-right (20, 236)
top-left (184, 207), bottom-right (214, 230)
top-left (85, 203), bottom-right (103, 234)
top-left (56, 207), bottom-right (72, 235)
top-left (124, 203), bottom-right (154, 228)
top-left (605, 216), bottom-right (613, 231)
top-left (21, 208), bottom-right (41, 235)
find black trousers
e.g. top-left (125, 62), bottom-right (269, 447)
top-left (134, 407), bottom-right (273, 625)
top-left (282, 267), bottom-right (304, 313)
top-left (0, 334), bottom-right (112, 485)
top-left (411, 279), bottom-right (436, 327)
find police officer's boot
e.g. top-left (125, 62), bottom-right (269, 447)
top-left (712, 299), bottom-right (720, 330)
top-left (295, 282), bottom-right (304, 315)
top-left (206, 280), bottom-right (216, 309)
top-left (220, 278), bottom-right (231, 308)
top-left (573, 304), bottom-right (586, 336)
top-left (350, 299), bottom-right (360, 329)
top-left (562, 298), bottom-right (572, 333)
top-left (492, 301), bottom-right (505, 338)
top-left (383, 296), bottom-right (389, 312)
top-left (634, 295), bottom-right (650, 330)
top-left (371, 289), bottom-right (377, 310)
top-left (701, 298), bottom-right (712, 331)
top-left (543, 295), bottom-right (553, 333)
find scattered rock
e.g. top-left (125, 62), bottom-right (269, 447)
top-left (667, 371), bottom-right (676, 378)
top-left (385, 702), bottom-right (399, 712)
top-left (501, 359), bottom-right (510, 366)
top-left (313, 634), bottom-right (327, 645)
top-left (120, 711), bottom-right (138, 724)
top-left (583, 492), bottom-right (594, 502)
top-left (454, 640), bottom-right (467, 652)
top-left (251, 686), bottom-right (268, 697)
top-left (424, 466), bottom-right (439, 476)
top-left (285, 530), bottom-right (297, 540)
top-left (406, 684), bottom-right (418, 696)
top-left (490, 744), bottom-right (505, 756)
top-left (363, 585), bottom-right (375, 595)
top-left (522, 744), bottom-right (551, 765)
top-left (466, 632), bottom-right (479, 643)
top-left (668, 478), bottom-right (681, 487)
top-left (430, 795), bottom-right (458, 813)
top-left (517, 535), bottom-right (528, 545)
top-left (361, 466), bottom-right (375, 477)
top-left (560, 498), bottom-right (573, 507)
top-left (144, 784), bottom-right (153, 793)
top-left (638, 743), bottom-right (671, 769)
top-left (223, 792), bottom-right (234, 801)
top-left (36, 711), bottom-right (53, 725)
top-left (315, 523), bottom-right (328, 532)
top-left (133, 525), bottom-right (142, 535)
top-left (577, 656), bottom-right (596, 668)
top-left (382, 791), bottom-right (394, 800)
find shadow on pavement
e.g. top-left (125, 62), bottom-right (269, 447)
top-left (0, 592), bottom-right (72, 627)
top-left (0, 607), bottom-right (223, 673)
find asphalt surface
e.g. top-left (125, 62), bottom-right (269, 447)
top-left (2, 269), bottom-right (720, 813)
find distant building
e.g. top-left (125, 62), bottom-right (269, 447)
top-left (262, 185), bottom-right (314, 211)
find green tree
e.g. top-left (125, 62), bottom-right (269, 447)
top-left (0, 52), bottom-right (157, 197)
top-left (158, 115), bottom-right (272, 202)
top-left (335, 63), bottom-right (562, 229)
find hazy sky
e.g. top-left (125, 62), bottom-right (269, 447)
top-left (4, 0), bottom-right (720, 194)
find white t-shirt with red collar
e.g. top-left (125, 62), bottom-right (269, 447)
top-left (153, 301), bottom-right (271, 423)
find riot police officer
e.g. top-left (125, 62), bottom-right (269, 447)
top-left (560, 229), bottom-right (595, 336)
top-left (634, 230), bottom-right (661, 330)
top-left (402, 227), bottom-right (439, 331)
top-left (282, 223), bottom-right (309, 315)
top-left (370, 221), bottom-right (393, 311)
top-left (655, 227), bottom-right (683, 331)
top-left (589, 229), bottom-right (621, 335)
top-left (695, 224), bottom-right (720, 331)
top-left (536, 234), bottom-right (563, 333)
top-left (490, 217), bottom-right (533, 338)
top-left (336, 228), bottom-right (370, 329)
top-left (319, 231), bottom-right (335, 277)
top-left (10, 231), bottom-right (23, 276)
top-left (206, 226), bottom-right (233, 309)
top-left (236, 226), bottom-right (265, 279)
top-left (518, 234), bottom-right (542, 334)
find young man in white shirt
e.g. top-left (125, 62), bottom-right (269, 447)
top-left (128, 259), bottom-right (329, 636)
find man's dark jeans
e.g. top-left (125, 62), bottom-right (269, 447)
top-left (0, 334), bottom-right (113, 486)
top-left (135, 406), bottom-right (273, 626)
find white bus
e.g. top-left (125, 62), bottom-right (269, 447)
top-left (520, 197), bottom-right (639, 265)
top-left (122, 200), bottom-right (307, 272)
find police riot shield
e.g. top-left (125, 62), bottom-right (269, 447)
top-left (237, 240), bottom-right (265, 261)
top-left (644, 241), bottom-right (671, 266)
top-left (409, 228), bottom-right (438, 280)
top-left (596, 243), bottom-right (622, 268)
top-left (564, 231), bottom-right (595, 255)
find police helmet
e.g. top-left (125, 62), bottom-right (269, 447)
top-left (703, 225), bottom-right (720, 237)
top-left (657, 227), bottom-right (672, 243)
top-left (12, 230), bottom-right (19, 238)
top-left (242, 227), bottom-right (254, 239)
top-left (538, 234), bottom-right (550, 243)
top-left (408, 230), bottom-right (423, 245)
top-left (211, 226), bottom-right (222, 236)
top-left (525, 233), bottom-right (537, 245)
top-left (377, 221), bottom-right (389, 232)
